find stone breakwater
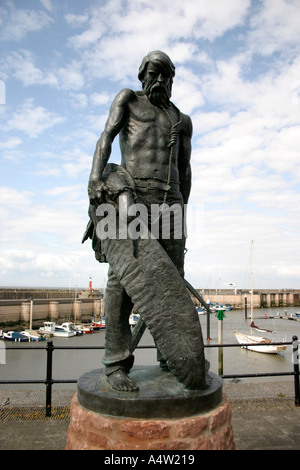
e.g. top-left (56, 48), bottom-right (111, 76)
top-left (0, 297), bottom-right (100, 330)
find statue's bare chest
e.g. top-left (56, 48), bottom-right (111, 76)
top-left (126, 95), bottom-right (179, 135)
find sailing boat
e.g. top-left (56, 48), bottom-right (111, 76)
top-left (92, 295), bottom-right (106, 329)
top-left (233, 241), bottom-right (286, 354)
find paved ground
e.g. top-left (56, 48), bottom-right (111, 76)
top-left (1, 381), bottom-right (300, 450)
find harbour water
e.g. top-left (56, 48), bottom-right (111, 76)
top-left (1, 306), bottom-right (300, 391)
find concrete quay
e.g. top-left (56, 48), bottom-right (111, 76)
top-left (1, 381), bottom-right (300, 451)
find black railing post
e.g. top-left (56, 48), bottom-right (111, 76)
top-left (207, 308), bottom-right (210, 340)
top-left (292, 335), bottom-right (300, 406)
top-left (46, 340), bottom-right (54, 417)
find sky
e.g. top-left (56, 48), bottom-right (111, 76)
top-left (0, 0), bottom-right (299, 291)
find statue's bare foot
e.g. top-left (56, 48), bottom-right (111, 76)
top-left (107, 370), bottom-right (139, 392)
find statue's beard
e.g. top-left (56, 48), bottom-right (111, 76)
top-left (144, 84), bottom-right (171, 108)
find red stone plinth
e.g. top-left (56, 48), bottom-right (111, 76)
top-left (66, 393), bottom-right (235, 450)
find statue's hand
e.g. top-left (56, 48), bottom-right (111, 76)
top-left (88, 178), bottom-right (107, 206)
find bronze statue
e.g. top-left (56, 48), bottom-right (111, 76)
top-left (83, 51), bottom-right (207, 392)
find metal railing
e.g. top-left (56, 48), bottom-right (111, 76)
top-left (0, 336), bottom-right (299, 417)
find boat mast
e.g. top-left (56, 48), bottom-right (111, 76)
top-left (250, 240), bottom-right (254, 331)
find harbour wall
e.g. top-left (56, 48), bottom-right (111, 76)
top-left (0, 288), bottom-right (100, 300)
top-left (0, 298), bottom-right (102, 331)
top-left (0, 288), bottom-right (299, 330)
top-left (196, 293), bottom-right (261, 309)
top-left (193, 289), bottom-right (299, 309)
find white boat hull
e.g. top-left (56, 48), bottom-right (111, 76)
top-left (75, 324), bottom-right (93, 334)
top-left (233, 331), bottom-right (286, 354)
top-left (3, 331), bottom-right (29, 342)
top-left (21, 330), bottom-right (45, 341)
top-left (38, 322), bottom-right (76, 338)
top-left (92, 319), bottom-right (105, 329)
top-left (39, 328), bottom-right (75, 337)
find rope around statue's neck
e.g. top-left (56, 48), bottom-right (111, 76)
top-left (160, 107), bottom-right (182, 205)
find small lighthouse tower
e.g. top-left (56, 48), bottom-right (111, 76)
top-left (88, 276), bottom-right (92, 291)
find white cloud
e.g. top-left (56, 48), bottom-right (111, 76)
top-left (171, 66), bottom-right (205, 114)
top-left (192, 111), bottom-right (230, 135)
top-left (107, 0), bottom-right (250, 42)
top-left (55, 147), bottom-right (92, 179)
top-left (90, 92), bottom-right (114, 107)
top-left (190, 53), bottom-right (300, 203)
top-left (1, 7), bottom-right (52, 41)
top-left (43, 184), bottom-right (85, 198)
top-left (64, 13), bottom-right (89, 28)
top-left (65, 0), bottom-right (251, 84)
top-left (0, 183), bottom-right (105, 286)
top-left (1, 50), bottom-right (84, 91)
top-left (5, 98), bottom-right (65, 137)
top-left (69, 92), bottom-right (88, 109)
top-left (1, 0), bottom-right (300, 289)
top-left (248, 0), bottom-right (300, 56)
top-left (0, 187), bottom-right (33, 208)
top-left (62, 157), bottom-right (91, 179)
top-left (40, 0), bottom-right (53, 13)
top-left (179, 0), bottom-right (251, 40)
top-left (0, 249), bottom-right (79, 281)
top-left (3, 50), bottom-right (58, 87)
top-left (0, 137), bottom-right (22, 149)
top-left (0, 185), bottom-right (86, 248)
top-left (31, 253), bottom-right (74, 273)
top-left (56, 61), bottom-right (85, 91)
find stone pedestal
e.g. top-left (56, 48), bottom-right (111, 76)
top-left (66, 366), bottom-right (235, 451)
